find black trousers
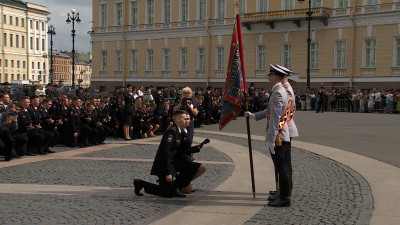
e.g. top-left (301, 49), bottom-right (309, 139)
top-left (0, 128), bottom-right (14, 160)
top-left (274, 142), bottom-right (291, 199)
top-left (142, 175), bottom-right (174, 198)
top-left (13, 133), bottom-right (28, 156)
top-left (26, 131), bottom-right (45, 154)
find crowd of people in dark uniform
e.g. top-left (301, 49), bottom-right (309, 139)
top-left (0, 83), bottom-right (224, 162)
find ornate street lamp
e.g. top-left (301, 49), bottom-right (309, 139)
top-left (66, 9), bottom-right (81, 88)
top-left (298, 0), bottom-right (312, 90)
top-left (47, 25), bottom-right (56, 83)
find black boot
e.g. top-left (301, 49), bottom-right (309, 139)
top-left (268, 194), bottom-right (279, 201)
top-left (267, 197), bottom-right (291, 207)
top-left (134, 179), bottom-right (144, 196)
top-left (173, 188), bottom-right (186, 197)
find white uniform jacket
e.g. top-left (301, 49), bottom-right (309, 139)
top-left (282, 82), bottom-right (299, 138)
top-left (265, 83), bottom-right (290, 143)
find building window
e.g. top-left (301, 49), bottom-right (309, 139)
top-left (23, 74), bottom-right (26, 80)
top-left (130, 1), bottom-right (138, 25)
top-left (199, 0), bottom-right (207, 20)
top-left (282, 44), bottom-right (292, 69)
top-left (283, 0), bottom-right (294, 10)
top-left (16, 35), bottom-right (19, 47)
top-left (115, 2), bottom-right (123, 26)
top-left (216, 0), bottom-right (226, 19)
top-left (43, 62), bottom-right (45, 70)
top-left (3, 15), bottom-right (6, 24)
top-left (337, 0), bottom-right (349, 8)
top-left (29, 20), bottom-right (32, 28)
top-left (395, 38), bottom-right (400, 67)
top-left (256, 45), bottom-right (266, 70)
top-left (15, 17), bottom-right (18, 26)
top-left (9, 34), bottom-right (13, 47)
top-left (35, 21), bottom-right (38, 30)
top-left (163, 0), bottom-right (171, 23)
top-left (17, 60), bottom-right (20, 68)
top-left (366, 0), bottom-right (378, 5)
top-left (36, 38), bottom-right (39, 50)
top-left (100, 4), bottom-right (108, 27)
top-left (335, 40), bottom-right (346, 69)
top-left (310, 42), bottom-right (319, 69)
top-left (239, 0), bottom-right (246, 14)
top-left (42, 39), bottom-right (45, 51)
top-left (216, 46), bottom-right (224, 70)
top-left (17, 74), bottom-right (20, 80)
top-left (23, 61), bottom-right (26, 68)
top-left (146, 49), bottom-right (153, 71)
top-left (5, 60), bottom-right (8, 67)
top-left (11, 74), bottom-right (14, 80)
top-left (197, 47), bottom-right (205, 71)
top-left (9, 16), bottom-right (12, 25)
top-left (115, 51), bottom-right (122, 71)
top-left (363, 39), bottom-right (376, 68)
top-left (21, 36), bottom-right (25, 48)
top-left (11, 60), bottom-right (14, 68)
top-left (180, 0), bottom-right (189, 22)
top-left (146, 0), bottom-right (155, 24)
top-left (259, 0), bottom-right (268, 12)
top-left (30, 37), bottom-right (33, 49)
top-left (37, 62), bottom-right (40, 70)
top-left (180, 48), bottom-right (187, 71)
top-left (101, 51), bottom-right (107, 71)
top-left (312, 0), bottom-right (322, 7)
top-left (3, 33), bottom-right (6, 46)
top-left (163, 49), bottom-right (170, 71)
top-left (32, 61), bottom-right (35, 69)
top-left (130, 50), bottom-right (137, 71)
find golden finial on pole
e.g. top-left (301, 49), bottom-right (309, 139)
top-left (235, 1), bottom-right (240, 13)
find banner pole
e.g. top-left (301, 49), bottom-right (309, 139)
top-left (236, 11), bottom-right (256, 199)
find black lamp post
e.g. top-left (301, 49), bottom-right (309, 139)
top-left (298, 0), bottom-right (312, 90)
top-left (66, 9), bottom-right (81, 88)
top-left (47, 25), bottom-right (56, 83)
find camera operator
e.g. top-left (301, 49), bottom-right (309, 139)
top-left (173, 87), bottom-right (198, 143)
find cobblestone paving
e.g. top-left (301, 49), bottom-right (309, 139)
top-left (0, 141), bottom-right (233, 225)
top-left (197, 133), bottom-right (373, 225)
top-left (78, 144), bottom-right (232, 162)
top-left (0, 194), bottom-right (190, 225)
top-left (0, 159), bottom-right (232, 190)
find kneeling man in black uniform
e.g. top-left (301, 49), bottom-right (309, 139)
top-left (134, 110), bottom-right (207, 198)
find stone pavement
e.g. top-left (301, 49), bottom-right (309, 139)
top-left (0, 123), bottom-right (399, 224)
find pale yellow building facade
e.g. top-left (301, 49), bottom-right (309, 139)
top-left (91, 0), bottom-right (400, 91)
top-left (52, 52), bottom-right (71, 86)
top-left (0, 0), bottom-right (49, 85)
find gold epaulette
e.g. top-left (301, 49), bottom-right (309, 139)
top-left (274, 86), bottom-right (280, 92)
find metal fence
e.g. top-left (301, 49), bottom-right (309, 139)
top-left (295, 99), bottom-right (400, 113)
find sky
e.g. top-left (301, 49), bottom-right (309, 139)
top-left (29, 0), bottom-right (93, 53)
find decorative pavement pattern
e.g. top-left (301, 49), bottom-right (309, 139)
top-left (195, 133), bottom-right (373, 225)
top-left (0, 133), bottom-right (372, 224)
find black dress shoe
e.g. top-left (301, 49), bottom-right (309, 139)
top-left (267, 194), bottom-right (279, 201)
top-left (44, 149), bottom-right (56, 153)
top-left (133, 179), bottom-right (143, 196)
top-left (269, 190), bottom-right (278, 195)
top-left (26, 152), bottom-right (36, 156)
top-left (268, 197), bottom-right (291, 207)
top-left (173, 188), bottom-right (186, 197)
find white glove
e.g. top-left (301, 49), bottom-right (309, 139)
top-left (245, 111), bottom-right (255, 120)
top-left (266, 141), bottom-right (275, 154)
